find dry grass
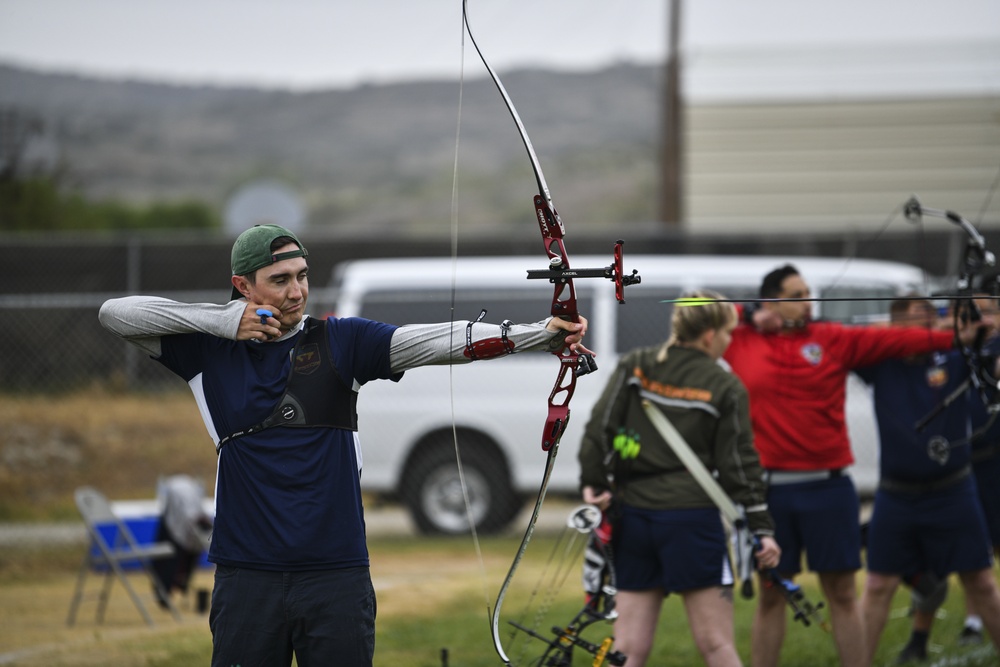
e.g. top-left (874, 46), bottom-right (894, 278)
top-left (2, 393), bottom-right (998, 666)
top-left (0, 392), bottom-right (217, 521)
top-left (0, 536), bottom-right (568, 666)
top-left (0, 390), bottom-right (565, 664)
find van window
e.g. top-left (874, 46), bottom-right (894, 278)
top-left (614, 284), bottom-right (758, 354)
top-left (358, 287), bottom-right (593, 347)
top-left (615, 290), bottom-right (679, 353)
top-left (819, 285), bottom-right (898, 324)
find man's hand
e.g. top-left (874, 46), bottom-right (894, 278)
top-left (755, 535), bottom-right (781, 570)
top-left (753, 308), bottom-right (784, 333)
top-left (546, 315), bottom-right (594, 357)
top-left (237, 303), bottom-right (283, 342)
top-left (582, 485), bottom-right (613, 512)
top-left (956, 315), bottom-right (996, 347)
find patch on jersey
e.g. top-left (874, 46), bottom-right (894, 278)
top-left (926, 366), bottom-right (948, 388)
top-left (800, 343), bottom-right (823, 366)
top-left (294, 344), bottom-right (321, 375)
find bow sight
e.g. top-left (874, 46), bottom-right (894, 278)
top-left (526, 240), bottom-right (642, 307)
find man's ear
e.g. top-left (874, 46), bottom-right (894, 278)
top-left (231, 275), bottom-right (251, 299)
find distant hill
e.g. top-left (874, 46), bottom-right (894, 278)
top-left (0, 62), bottom-right (663, 234)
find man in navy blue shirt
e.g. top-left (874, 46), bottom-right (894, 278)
top-left (857, 297), bottom-right (1000, 664)
top-left (893, 294), bottom-right (1000, 660)
top-left (99, 224), bottom-right (590, 667)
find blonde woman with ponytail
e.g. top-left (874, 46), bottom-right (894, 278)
top-left (579, 290), bottom-right (779, 667)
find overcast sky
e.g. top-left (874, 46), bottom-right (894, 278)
top-left (1, 0), bottom-right (999, 90)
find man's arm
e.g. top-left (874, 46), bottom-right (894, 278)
top-left (714, 383), bottom-right (774, 537)
top-left (99, 296), bottom-right (251, 357)
top-left (389, 317), bottom-right (584, 373)
top-left (839, 324), bottom-right (954, 369)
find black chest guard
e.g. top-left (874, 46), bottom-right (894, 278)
top-left (217, 318), bottom-right (358, 454)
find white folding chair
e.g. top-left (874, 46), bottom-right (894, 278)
top-left (66, 486), bottom-right (182, 626)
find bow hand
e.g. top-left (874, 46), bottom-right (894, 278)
top-left (754, 535), bottom-right (781, 571)
top-left (546, 315), bottom-right (595, 358)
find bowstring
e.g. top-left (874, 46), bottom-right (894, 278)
top-left (824, 200), bottom-right (940, 308)
top-left (974, 161), bottom-right (1000, 227)
top-left (449, 5), bottom-right (493, 622)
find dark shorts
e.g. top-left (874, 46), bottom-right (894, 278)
top-left (768, 475), bottom-right (862, 574)
top-left (210, 565), bottom-right (376, 667)
top-left (867, 476), bottom-right (993, 577)
top-left (973, 452), bottom-right (1000, 548)
top-left (613, 505), bottom-right (733, 594)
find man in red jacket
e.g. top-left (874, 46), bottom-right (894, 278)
top-left (724, 264), bottom-right (967, 667)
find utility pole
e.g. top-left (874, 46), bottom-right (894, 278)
top-left (659, 0), bottom-right (684, 227)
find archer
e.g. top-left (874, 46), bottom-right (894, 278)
top-left (99, 224), bottom-right (591, 667)
top-left (579, 291), bottom-right (779, 667)
top-left (726, 263), bottom-right (985, 667)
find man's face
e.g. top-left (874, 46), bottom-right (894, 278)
top-left (766, 273), bottom-right (812, 327)
top-left (240, 242), bottom-right (309, 332)
top-left (893, 302), bottom-right (936, 329)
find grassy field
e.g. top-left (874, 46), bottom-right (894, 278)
top-left (1, 393), bottom-right (998, 666)
top-left (1, 536), bottom-right (998, 666)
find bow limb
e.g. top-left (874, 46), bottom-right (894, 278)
top-left (461, 2), bottom-right (584, 662)
top-left (489, 444), bottom-right (558, 665)
top-left (462, 0), bottom-right (588, 452)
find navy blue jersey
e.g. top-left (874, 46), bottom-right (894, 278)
top-left (857, 351), bottom-right (971, 483)
top-left (157, 315), bottom-right (400, 571)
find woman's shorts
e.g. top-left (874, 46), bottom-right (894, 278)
top-left (614, 505), bottom-right (733, 594)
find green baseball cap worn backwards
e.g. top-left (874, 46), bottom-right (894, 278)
top-left (230, 224), bottom-right (308, 300)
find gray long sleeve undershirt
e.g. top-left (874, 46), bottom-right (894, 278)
top-left (98, 296), bottom-right (563, 373)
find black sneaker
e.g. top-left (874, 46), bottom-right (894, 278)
top-left (958, 625), bottom-right (984, 646)
top-left (895, 641), bottom-right (928, 664)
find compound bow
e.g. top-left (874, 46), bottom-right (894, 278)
top-left (904, 197), bottom-right (1000, 462)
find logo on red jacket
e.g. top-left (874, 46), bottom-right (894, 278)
top-left (800, 343), bottom-right (823, 366)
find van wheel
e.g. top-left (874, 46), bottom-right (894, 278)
top-left (401, 433), bottom-right (523, 535)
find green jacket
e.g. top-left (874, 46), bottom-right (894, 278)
top-left (578, 344), bottom-right (774, 535)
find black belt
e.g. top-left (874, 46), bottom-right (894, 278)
top-left (764, 468), bottom-right (843, 486)
top-left (878, 466), bottom-right (971, 495)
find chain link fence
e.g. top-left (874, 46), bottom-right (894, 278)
top-left (1, 233), bottom-right (349, 393)
top-left (0, 226), bottom-right (982, 394)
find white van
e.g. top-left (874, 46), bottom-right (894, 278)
top-left (328, 255), bottom-right (929, 534)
